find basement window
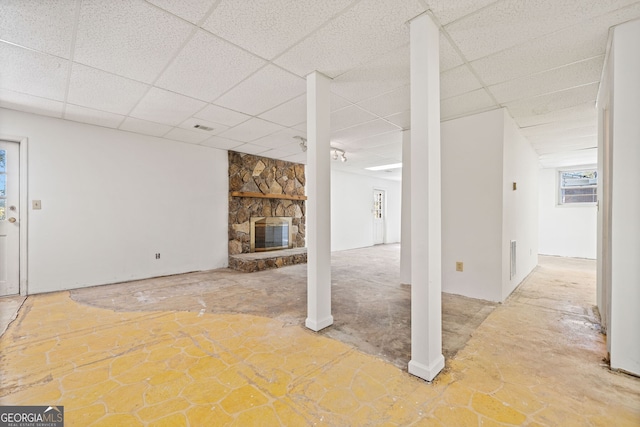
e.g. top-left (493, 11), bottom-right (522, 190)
top-left (558, 169), bottom-right (597, 205)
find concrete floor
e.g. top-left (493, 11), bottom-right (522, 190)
top-left (1, 246), bottom-right (639, 426)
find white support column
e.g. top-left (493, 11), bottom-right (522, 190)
top-left (408, 12), bottom-right (444, 381)
top-left (400, 130), bottom-right (411, 285)
top-left (306, 71), bottom-right (334, 332)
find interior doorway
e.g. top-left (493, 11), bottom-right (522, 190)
top-left (373, 189), bottom-right (386, 245)
top-left (0, 140), bottom-right (20, 296)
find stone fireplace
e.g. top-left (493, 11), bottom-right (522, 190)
top-left (228, 151), bottom-right (307, 272)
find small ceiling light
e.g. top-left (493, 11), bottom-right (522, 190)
top-left (332, 150), bottom-right (339, 160)
top-left (193, 124), bottom-right (214, 131)
top-left (293, 136), bottom-right (307, 152)
top-left (341, 153), bottom-right (347, 162)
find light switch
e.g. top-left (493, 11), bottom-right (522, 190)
top-left (456, 261), bottom-right (463, 272)
top-left (32, 200), bottom-right (42, 210)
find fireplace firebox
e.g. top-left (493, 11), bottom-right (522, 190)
top-left (250, 217), bottom-right (293, 252)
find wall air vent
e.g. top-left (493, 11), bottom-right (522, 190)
top-left (193, 124), bottom-right (214, 131)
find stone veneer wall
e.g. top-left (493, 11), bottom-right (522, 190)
top-left (228, 151), bottom-right (306, 256)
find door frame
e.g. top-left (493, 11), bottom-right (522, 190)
top-left (0, 134), bottom-right (28, 296)
top-left (373, 188), bottom-right (386, 245)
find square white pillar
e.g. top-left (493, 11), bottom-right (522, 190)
top-left (305, 71), bottom-right (333, 332)
top-left (408, 12), bottom-right (445, 381)
top-left (400, 130), bottom-right (411, 285)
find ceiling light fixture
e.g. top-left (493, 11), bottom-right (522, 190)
top-left (193, 124), bottom-right (214, 131)
top-left (365, 163), bottom-right (402, 171)
top-left (293, 136), bottom-right (307, 152)
top-left (332, 148), bottom-right (347, 162)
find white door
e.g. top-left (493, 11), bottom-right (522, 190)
top-left (373, 189), bottom-right (385, 245)
top-left (0, 141), bottom-right (20, 296)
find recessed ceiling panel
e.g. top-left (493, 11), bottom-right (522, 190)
top-left (64, 104), bottom-right (124, 129)
top-left (0, 43), bottom-right (68, 101)
top-left (0, 89), bottom-right (63, 118)
top-left (214, 65), bottom-right (305, 115)
top-left (259, 95), bottom-right (307, 127)
top-left (203, 0), bottom-right (355, 59)
top-left (274, 0), bottom-right (425, 77)
top-left (217, 117), bottom-right (285, 143)
top-left (67, 64), bottom-right (149, 115)
top-left (488, 56), bottom-right (604, 104)
top-left (441, 88), bottom-right (496, 120)
top-left (0, 0), bottom-right (77, 58)
top-left (194, 104), bottom-right (251, 127)
top-left (74, 0), bottom-right (193, 83)
top-left (130, 88), bottom-right (207, 127)
top-left (331, 105), bottom-right (378, 132)
top-left (332, 45), bottom-right (410, 103)
top-left (505, 83), bottom-right (599, 120)
top-left (156, 30), bottom-right (266, 102)
top-left (146, 0), bottom-right (214, 24)
top-left (119, 117), bottom-right (173, 137)
top-left (440, 65), bottom-right (483, 100)
top-left (357, 85), bottom-right (410, 118)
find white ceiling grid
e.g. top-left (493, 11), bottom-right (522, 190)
top-left (1, 0), bottom-right (639, 177)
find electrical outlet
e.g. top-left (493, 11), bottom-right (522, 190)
top-left (456, 261), bottom-right (463, 272)
top-left (155, 253), bottom-right (161, 259)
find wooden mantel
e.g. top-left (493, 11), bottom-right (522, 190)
top-left (230, 191), bottom-right (307, 201)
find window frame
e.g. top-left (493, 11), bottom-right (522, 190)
top-left (557, 166), bottom-right (598, 207)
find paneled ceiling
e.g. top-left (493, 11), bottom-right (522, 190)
top-left (1, 0), bottom-right (639, 180)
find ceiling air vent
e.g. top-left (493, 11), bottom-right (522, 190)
top-left (193, 124), bottom-right (214, 131)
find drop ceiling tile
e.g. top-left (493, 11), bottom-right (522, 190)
top-left (515, 102), bottom-right (597, 128)
top-left (446, 0), bottom-right (639, 62)
top-left (533, 136), bottom-right (597, 154)
top-left (0, 89), bottom-right (63, 118)
top-left (521, 117), bottom-right (598, 139)
top-left (275, 141), bottom-right (307, 154)
top-left (232, 143), bottom-right (271, 155)
top-left (384, 111), bottom-right (410, 129)
top-left (282, 152), bottom-right (307, 164)
top-left (203, 0), bottom-right (355, 59)
top-left (67, 64), bottom-right (149, 115)
top-left (469, 2), bottom-right (640, 85)
top-left (0, 43), bottom-right (68, 101)
top-left (331, 119), bottom-right (400, 144)
top-left (200, 136), bottom-right (244, 150)
top-left (441, 88), bottom-right (496, 120)
top-left (539, 148), bottom-right (597, 168)
top-left (164, 127), bottom-right (210, 144)
top-left (341, 129), bottom-right (402, 150)
top-left (331, 93), bottom-right (353, 111)
top-left (74, 0), bottom-right (193, 83)
top-left (129, 87), bottom-right (206, 126)
top-left (489, 56), bottom-right (604, 104)
top-left (0, 0), bottom-right (76, 57)
top-left (64, 104), bottom-right (124, 128)
top-left (426, 0), bottom-right (500, 25)
top-left (194, 104), bottom-right (251, 127)
top-left (357, 85), bottom-right (410, 118)
top-left (527, 125), bottom-right (597, 144)
top-left (146, 0), bottom-right (214, 24)
top-left (214, 65), bottom-right (305, 115)
top-left (119, 117), bottom-right (173, 137)
top-left (179, 117), bottom-right (229, 135)
top-left (274, 0), bottom-right (425, 77)
top-left (440, 34), bottom-right (464, 72)
top-left (217, 117), bottom-right (285, 142)
top-left (259, 95), bottom-right (306, 127)
top-left (259, 148), bottom-right (300, 161)
top-left (504, 83), bottom-right (599, 120)
top-left (292, 122), bottom-right (307, 132)
top-left (440, 64), bottom-right (483, 99)
top-left (331, 105), bottom-right (378, 131)
top-left (251, 128), bottom-right (306, 150)
top-left (156, 30), bottom-right (266, 102)
top-left (332, 45), bottom-right (410, 103)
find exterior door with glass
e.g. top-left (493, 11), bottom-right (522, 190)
top-left (373, 189), bottom-right (385, 245)
top-left (0, 141), bottom-right (20, 296)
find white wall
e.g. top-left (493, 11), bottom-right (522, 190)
top-left (501, 112), bottom-right (539, 299)
top-left (441, 109), bottom-right (539, 302)
top-left (538, 168), bottom-right (597, 259)
top-left (0, 108), bottom-right (228, 294)
top-left (598, 19), bottom-right (640, 376)
top-left (331, 170), bottom-right (401, 252)
top-left (441, 109), bottom-right (505, 302)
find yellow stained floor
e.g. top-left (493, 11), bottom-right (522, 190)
top-left (1, 256), bottom-right (639, 426)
